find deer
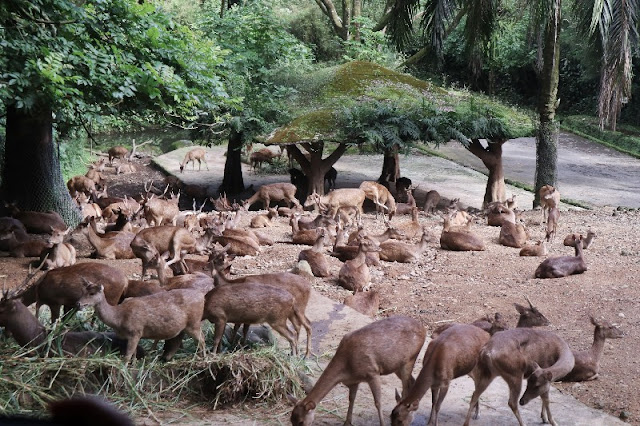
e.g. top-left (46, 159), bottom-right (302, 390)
top-left (179, 147), bottom-right (209, 172)
top-left (76, 194), bottom-right (102, 220)
top-left (499, 210), bottom-right (529, 248)
top-left (379, 230), bottom-right (431, 263)
top-left (101, 197), bottom-right (141, 222)
top-left (395, 185), bottom-right (417, 215)
top-left (249, 148), bottom-right (280, 171)
top-left (85, 219), bottom-right (136, 259)
top-left (519, 240), bottom-right (548, 256)
top-left (244, 182), bottom-right (301, 210)
top-left (250, 207), bottom-right (278, 228)
top-left (289, 316), bottom-right (426, 426)
top-left (534, 236), bottom-right (587, 278)
top-left (391, 324), bottom-right (491, 426)
top-left (115, 162), bottom-right (136, 175)
top-left (563, 228), bottom-right (596, 249)
top-left (20, 262), bottom-right (129, 324)
top-left (486, 201), bottom-right (514, 227)
top-left (561, 316), bottom-right (624, 382)
top-left (423, 190), bottom-right (441, 215)
top-left (67, 175), bottom-right (98, 198)
top-left (359, 181), bottom-right (396, 221)
top-left (439, 217), bottom-right (485, 251)
top-left (545, 206), bottom-right (560, 242)
top-left (347, 224), bottom-right (406, 246)
top-left (209, 250), bottom-right (313, 356)
top-left (107, 145), bottom-right (128, 164)
top-left (343, 290), bottom-right (380, 317)
top-left (432, 298), bottom-right (550, 338)
top-left (304, 189), bottom-right (366, 224)
top-left (394, 207), bottom-right (422, 240)
top-left (202, 281), bottom-right (311, 357)
top-left (506, 194), bottom-right (518, 210)
top-left (337, 236), bottom-right (380, 293)
top-left (298, 229), bottom-right (331, 277)
top-left (38, 227), bottom-right (76, 270)
top-left (140, 181), bottom-right (181, 226)
top-left (539, 184), bottom-right (560, 223)
top-left (462, 329), bottom-right (575, 426)
top-left (395, 177), bottom-right (413, 202)
top-left (130, 226), bottom-right (198, 278)
top-left (77, 279), bottom-right (206, 363)
top-left (85, 162), bottom-right (105, 186)
top-left (6, 203), bottom-right (66, 234)
top-left (0, 230), bottom-right (51, 258)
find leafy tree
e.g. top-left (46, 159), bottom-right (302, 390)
top-left (0, 0), bottom-right (231, 224)
top-left (196, 0), bottom-right (314, 195)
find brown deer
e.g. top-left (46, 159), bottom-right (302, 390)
top-left (343, 290), bottom-right (380, 317)
top-left (499, 210), bottom-right (529, 248)
top-left (395, 185), bottom-right (417, 215)
top-left (67, 175), bottom-right (98, 198)
top-left (202, 281), bottom-right (310, 356)
top-left (359, 181), bottom-right (397, 221)
top-left (130, 226), bottom-right (198, 277)
top-left (462, 329), bottom-right (575, 426)
top-left (244, 182), bottom-right (300, 210)
top-left (298, 229), bottom-right (330, 277)
top-left (394, 207), bottom-right (422, 240)
top-left (562, 316), bottom-right (624, 382)
top-left (439, 217), bottom-right (485, 251)
top-left (249, 148), bottom-right (279, 171)
top-left (39, 227), bottom-right (76, 270)
top-left (534, 236), bottom-right (587, 278)
top-left (539, 185), bottom-right (560, 223)
top-left (250, 207), bottom-right (278, 228)
top-left (304, 189), bottom-right (366, 223)
top-left (179, 147), bottom-right (209, 172)
top-left (563, 229), bottom-right (596, 249)
top-left (77, 279), bottom-right (205, 363)
top-left (379, 230), bottom-right (431, 263)
top-left (545, 206), bottom-right (560, 242)
top-left (7, 203), bottom-right (66, 234)
top-left (289, 316), bottom-right (426, 426)
top-left (21, 262), bottom-right (128, 324)
top-left (337, 237), bottom-right (380, 292)
top-left (115, 162), bottom-right (136, 175)
top-left (0, 230), bottom-right (51, 257)
top-left (391, 324), bottom-right (491, 426)
top-left (84, 219), bottom-right (136, 259)
top-left (423, 190), bottom-right (441, 215)
top-left (519, 240), bottom-right (548, 256)
top-left (107, 145), bottom-right (128, 164)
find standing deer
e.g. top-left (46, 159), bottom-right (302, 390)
top-left (179, 147), bottom-right (209, 172)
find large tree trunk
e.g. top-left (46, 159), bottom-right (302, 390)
top-left (466, 138), bottom-right (507, 208)
top-left (287, 142), bottom-right (347, 196)
top-left (218, 129), bottom-right (245, 195)
top-left (378, 145), bottom-right (400, 184)
top-left (1, 106), bottom-right (81, 226)
top-left (534, 2), bottom-right (561, 207)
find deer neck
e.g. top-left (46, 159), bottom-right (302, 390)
top-left (583, 232), bottom-right (596, 249)
top-left (7, 301), bottom-right (47, 348)
top-left (311, 235), bottom-right (325, 252)
top-left (92, 292), bottom-right (122, 330)
top-left (588, 326), bottom-right (606, 361)
top-left (302, 359), bottom-right (349, 405)
top-left (86, 225), bottom-right (110, 251)
top-left (291, 217), bottom-right (300, 233)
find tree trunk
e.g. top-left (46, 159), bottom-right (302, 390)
top-left (378, 145), bottom-right (400, 184)
top-left (466, 138), bottom-right (507, 208)
top-left (218, 129), bottom-right (245, 195)
top-left (287, 142), bottom-right (347, 196)
top-left (534, 2), bottom-right (561, 207)
top-left (1, 106), bottom-right (81, 226)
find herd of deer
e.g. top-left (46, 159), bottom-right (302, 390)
top-left (0, 144), bottom-right (620, 425)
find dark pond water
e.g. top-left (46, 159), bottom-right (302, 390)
top-left (87, 128), bottom-right (194, 154)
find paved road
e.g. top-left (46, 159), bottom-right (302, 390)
top-left (434, 132), bottom-right (640, 208)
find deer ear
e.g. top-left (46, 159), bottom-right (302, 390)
top-left (395, 389), bottom-right (402, 403)
top-left (514, 303), bottom-right (525, 314)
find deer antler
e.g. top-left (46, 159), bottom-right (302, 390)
top-left (525, 295), bottom-right (535, 309)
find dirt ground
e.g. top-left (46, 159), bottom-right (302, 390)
top-left (1, 150), bottom-right (638, 425)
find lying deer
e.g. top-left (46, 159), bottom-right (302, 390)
top-left (462, 329), bottom-right (575, 426)
top-left (39, 227), bottom-right (76, 270)
top-left (534, 236), bottom-right (587, 278)
top-left (343, 290), bottom-right (380, 317)
top-left (439, 217), bottom-right (485, 251)
top-left (289, 316), bottom-right (426, 426)
top-left (561, 316), bottom-right (624, 382)
top-left (298, 230), bottom-right (330, 277)
top-left (179, 147), bottom-right (209, 173)
top-left (379, 230), bottom-right (431, 263)
top-left (7, 203), bottom-right (66, 234)
top-left (85, 219), bottom-right (136, 259)
top-left (337, 237), bottom-right (380, 292)
top-left (395, 185), bottom-right (417, 215)
top-left (77, 279), bottom-right (205, 363)
top-left (519, 240), bottom-right (548, 256)
top-left (392, 324), bottom-right (491, 426)
top-left (563, 228), bottom-right (596, 249)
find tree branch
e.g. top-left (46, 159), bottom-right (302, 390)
top-left (323, 143), bottom-right (348, 167)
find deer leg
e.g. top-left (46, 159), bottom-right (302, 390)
top-left (162, 333), bottom-right (184, 361)
top-left (395, 361), bottom-right (415, 399)
top-left (124, 335), bottom-right (142, 364)
top-left (540, 391), bottom-right (556, 425)
top-left (462, 375), bottom-right (494, 426)
top-left (240, 323), bottom-right (250, 346)
top-left (229, 323), bottom-right (242, 348)
top-left (293, 309), bottom-right (312, 358)
top-left (271, 320), bottom-right (298, 356)
top-left (344, 384), bottom-right (359, 426)
top-left (185, 323), bottom-right (206, 357)
top-left (367, 375), bottom-right (385, 426)
top-left (429, 383), bottom-right (450, 426)
top-left (212, 319), bottom-right (227, 354)
top-left (505, 377), bottom-right (526, 426)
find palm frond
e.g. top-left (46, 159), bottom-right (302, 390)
top-left (386, 0), bottom-right (422, 49)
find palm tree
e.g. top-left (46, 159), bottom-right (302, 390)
top-left (573, 0), bottom-right (639, 131)
top-left (387, 0), bottom-right (562, 206)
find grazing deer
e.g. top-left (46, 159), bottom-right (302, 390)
top-left (179, 147), bottom-right (209, 172)
top-left (462, 329), bottom-right (574, 426)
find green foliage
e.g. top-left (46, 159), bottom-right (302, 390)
top-left (562, 115), bottom-right (640, 158)
top-left (287, 6), bottom-right (343, 62)
top-left (57, 136), bottom-right (92, 181)
top-left (342, 18), bottom-right (404, 66)
top-left (0, 0), bottom-right (233, 133)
